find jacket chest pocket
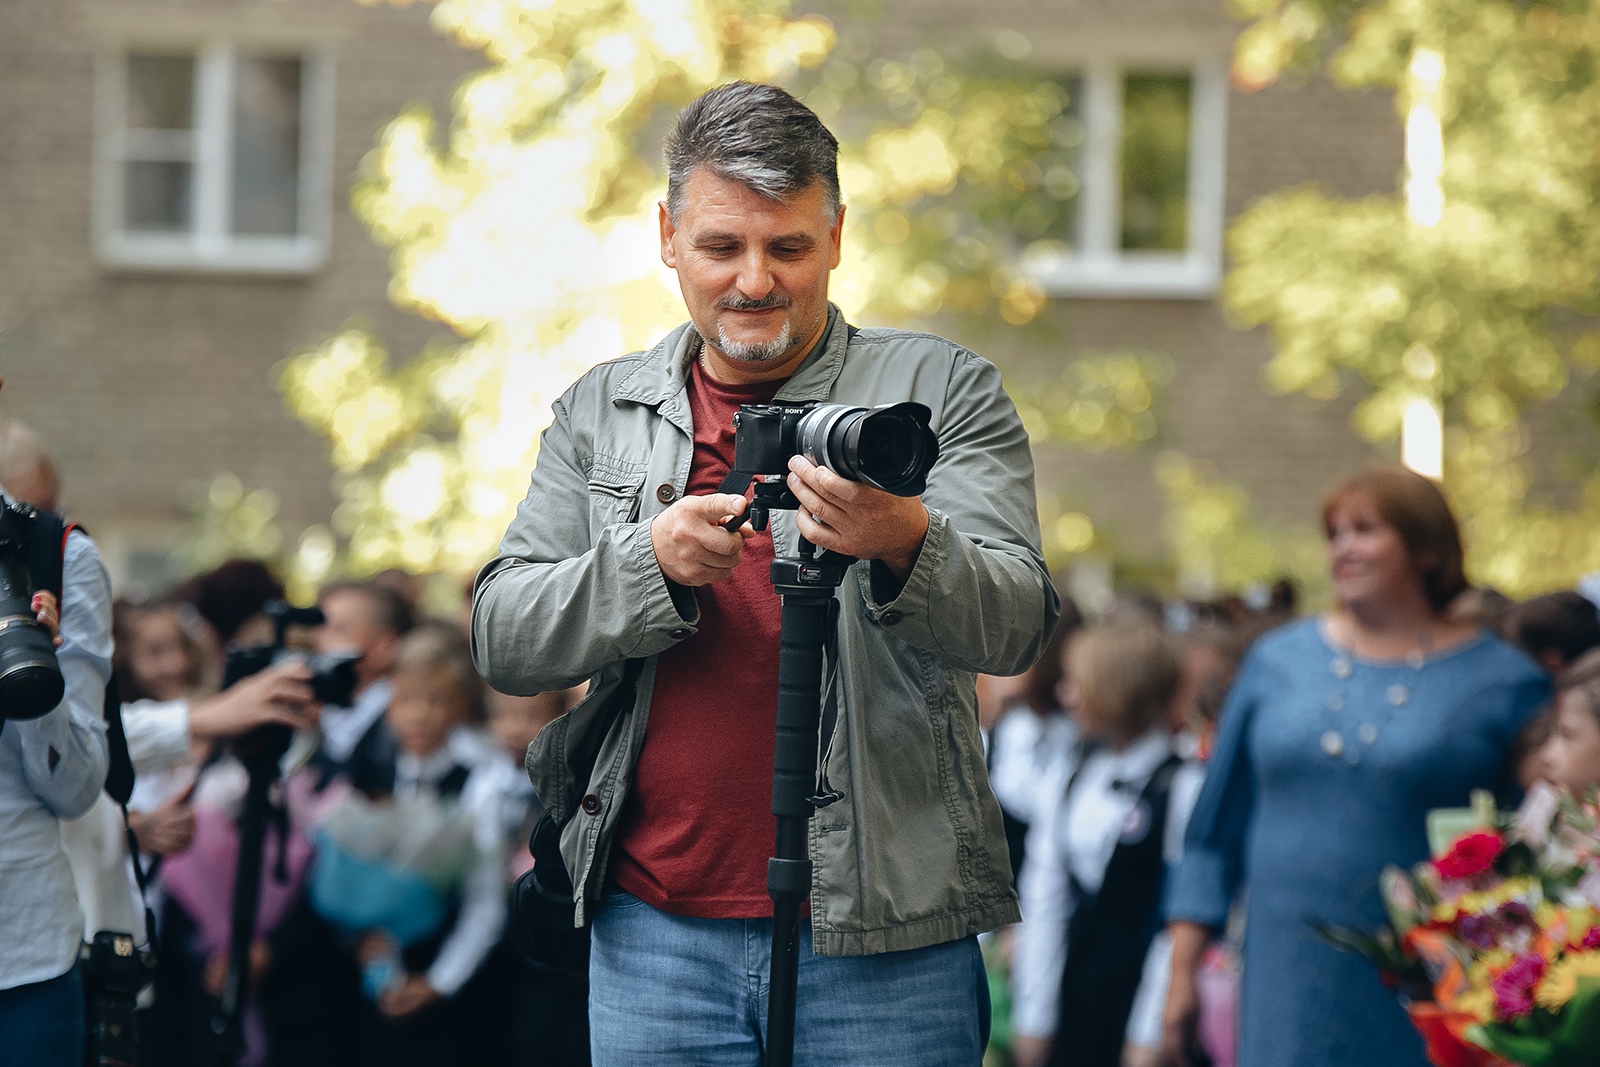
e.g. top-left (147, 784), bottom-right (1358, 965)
top-left (587, 453), bottom-right (648, 531)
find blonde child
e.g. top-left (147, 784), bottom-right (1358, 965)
top-left (340, 626), bottom-right (505, 1067)
top-left (1011, 622), bottom-right (1205, 1067)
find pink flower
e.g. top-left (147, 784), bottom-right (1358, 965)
top-left (1491, 954), bottom-right (1546, 1020)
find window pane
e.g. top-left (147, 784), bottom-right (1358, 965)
top-left (1120, 73), bottom-right (1191, 252)
top-left (127, 54), bottom-right (195, 130)
top-left (125, 160), bottom-right (193, 231)
top-left (232, 56), bottom-right (302, 237)
top-left (1037, 75), bottom-right (1085, 250)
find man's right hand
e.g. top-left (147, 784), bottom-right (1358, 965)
top-left (649, 493), bottom-right (755, 587)
top-left (188, 662), bottom-right (316, 741)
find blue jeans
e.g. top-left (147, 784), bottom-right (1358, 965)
top-left (0, 962), bottom-right (84, 1067)
top-left (589, 892), bottom-right (987, 1067)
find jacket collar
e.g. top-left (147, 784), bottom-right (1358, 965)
top-left (610, 302), bottom-right (850, 409)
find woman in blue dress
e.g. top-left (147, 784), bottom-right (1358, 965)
top-left (1162, 467), bottom-right (1549, 1067)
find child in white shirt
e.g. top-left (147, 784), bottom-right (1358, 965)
top-left (1011, 621), bottom-right (1205, 1067)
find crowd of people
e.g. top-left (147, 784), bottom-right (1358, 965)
top-left (982, 468), bottom-right (1600, 1067)
top-left (22, 462), bottom-right (1593, 1067)
top-left (37, 460), bottom-right (1588, 1067)
top-left (90, 563), bottom-right (591, 1067)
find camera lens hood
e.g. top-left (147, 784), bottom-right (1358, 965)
top-left (0, 602), bottom-right (66, 720)
top-left (797, 402), bottom-right (939, 496)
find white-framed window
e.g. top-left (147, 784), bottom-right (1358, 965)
top-left (1021, 58), bottom-right (1228, 299)
top-left (94, 41), bottom-right (335, 274)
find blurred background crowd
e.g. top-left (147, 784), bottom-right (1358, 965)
top-left (15, 433), bottom-right (1600, 1066)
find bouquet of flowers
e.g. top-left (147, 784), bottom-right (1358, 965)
top-left (307, 787), bottom-right (481, 946)
top-left (1317, 786), bottom-right (1600, 1067)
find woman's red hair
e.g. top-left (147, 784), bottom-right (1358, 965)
top-left (1322, 466), bottom-right (1467, 614)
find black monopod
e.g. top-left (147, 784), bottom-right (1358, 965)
top-left (720, 471), bottom-right (851, 1067)
top-left (720, 397), bottom-right (937, 1067)
top-left (208, 603), bottom-right (358, 1067)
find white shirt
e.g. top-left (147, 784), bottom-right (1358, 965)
top-left (0, 527), bottom-right (112, 990)
top-left (988, 706), bottom-right (1080, 825)
top-left (1011, 729), bottom-right (1205, 1046)
top-left (319, 679), bottom-right (393, 764)
top-left (122, 698), bottom-right (192, 781)
top-left (394, 734), bottom-right (507, 998)
top-left (65, 696), bottom-right (209, 950)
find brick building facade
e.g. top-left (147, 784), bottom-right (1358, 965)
top-left (2, 0), bottom-right (1395, 592)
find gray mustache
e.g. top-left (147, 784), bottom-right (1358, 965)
top-left (719, 294), bottom-right (791, 311)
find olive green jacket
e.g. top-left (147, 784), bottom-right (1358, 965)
top-left (471, 304), bottom-right (1057, 956)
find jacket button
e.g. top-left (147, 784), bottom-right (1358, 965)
top-left (879, 610), bottom-right (905, 626)
top-left (655, 483), bottom-right (677, 504)
top-left (669, 627), bottom-right (691, 640)
top-left (580, 793), bottom-right (602, 815)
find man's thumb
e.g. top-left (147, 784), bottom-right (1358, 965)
top-left (702, 494), bottom-right (750, 522)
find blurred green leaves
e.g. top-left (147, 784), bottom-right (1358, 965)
top-left (1226, 0), bottom-right (1600, 595)
top-left (279, 0), bottom-right (1089, 577)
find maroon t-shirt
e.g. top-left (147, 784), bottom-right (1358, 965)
top-left (609, 357), bottom-right (785, 918)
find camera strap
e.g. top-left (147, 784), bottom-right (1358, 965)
top-left (809, 599), bottom-right (845, 810)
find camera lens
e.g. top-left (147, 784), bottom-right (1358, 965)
top-left (0, 601), bottom-right (66, 720)
top-left (851, 410), bottom-right (921, 488)
top-left (797, 402), bottom-right (939, 496)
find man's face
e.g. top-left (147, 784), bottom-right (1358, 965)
top-left (660, 168), bottom-right (843, 369)
top-left (315, 589), bottom-right (398, 692)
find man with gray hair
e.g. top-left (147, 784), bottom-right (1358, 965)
top-left (474, 81), bottom-right (1057, 1065)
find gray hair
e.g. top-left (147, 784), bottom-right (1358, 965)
top-left (664, 82), bottom-right (841, 222)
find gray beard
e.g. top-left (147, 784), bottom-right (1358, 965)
top-left (713, 318), bottom-right (793, 363)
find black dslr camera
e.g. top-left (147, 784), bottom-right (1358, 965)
top-left (726, 402), bottom-right (939, 529)
top-left (223, 601), bottom-right (360, 763)
top-left (81, 930), bottom-right (156, 1067)
top-left (0, 496), bottom-right (66, 719)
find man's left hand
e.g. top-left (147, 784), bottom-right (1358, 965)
top-left (786, 456), bottom-right (928, 580)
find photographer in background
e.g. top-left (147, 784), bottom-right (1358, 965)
top-left (314, 580), bottom-right (413, 770)
top-left (0, 406), bottom-right (113, 1067)
top-left (474, 83), bottom-right (1057, 1065)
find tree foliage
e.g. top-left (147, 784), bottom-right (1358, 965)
top-left (1225, 0), bottom-right (1600, 594)
top-left (277, 0), bottom-right (1105, 581)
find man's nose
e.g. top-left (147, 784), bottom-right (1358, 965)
top-left (734, 250), bottom-right (776, 300)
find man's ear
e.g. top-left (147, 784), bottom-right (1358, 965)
top-left (659, 202), bottom-right (678, 268)
top-left (828, 204), bottom-right (845, 270)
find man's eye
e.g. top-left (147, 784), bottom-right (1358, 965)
top-left (704, 245), bottom-right (738, 255)
top-left (773, 246), bottom-right (806, 257)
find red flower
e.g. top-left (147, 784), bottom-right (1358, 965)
top-left (1435, 830), bottom-right (1504, 880)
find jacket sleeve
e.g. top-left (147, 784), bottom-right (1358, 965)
top-left (19, 529), bottom-right (111, 820)
top-left (471, 392), bottom-right (692, 695)
top-left (859, 353), bottom-right (1057, 676)
top-left (1164, 651), bottom-right (1262, 931)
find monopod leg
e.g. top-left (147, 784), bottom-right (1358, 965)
top-left (765, 585), bottom-right (831, 1067)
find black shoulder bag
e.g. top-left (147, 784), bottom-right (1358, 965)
top-left (509, 658), bottom-right (643, 974)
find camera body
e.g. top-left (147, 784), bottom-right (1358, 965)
top-left (80, 930), bottom-right (156, 1067)
top-left (222, 644), bottom-right (361, 707)
top-left (0, 495), bottom-right (65, 720)
top-left (731, 401), bottom-right (939, 498)
top-left (222, 601), bottom-right (359, 765)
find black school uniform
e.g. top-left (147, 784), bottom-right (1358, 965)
top-left (344, 722), bottom-right (503, 1067)
top-left (1012, 731), bottom-right (1204, 1067)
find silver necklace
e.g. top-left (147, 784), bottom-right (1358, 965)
top-left (1320, 630), bottom-right (1433, 762)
